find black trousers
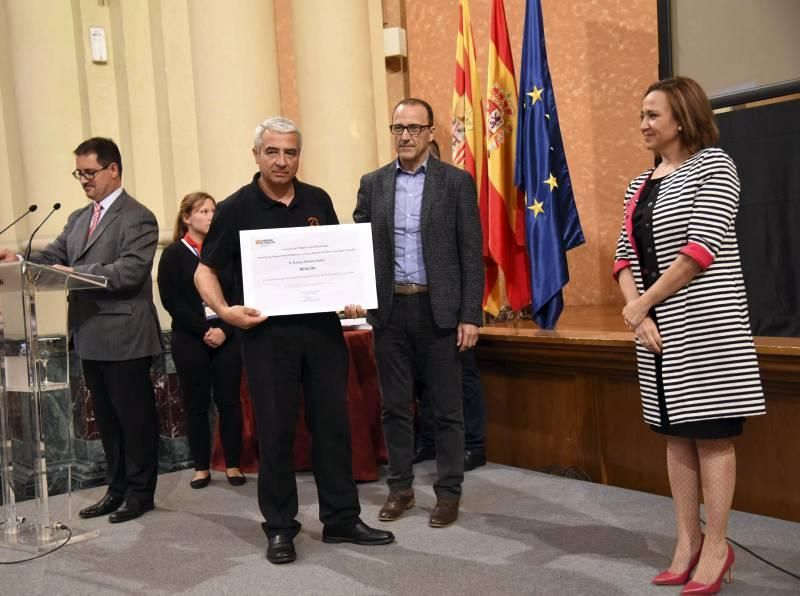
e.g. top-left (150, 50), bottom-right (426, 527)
top-left (241, 313), bottom-right (360, 538)
top-left (374, 294), bottom-right (464, 499)
top-left (82, 357), bottom-right (159, 503)
top-left (417, 348), bottom-right (485, 452)
top-left (171, 330), bottom-right (242, 470)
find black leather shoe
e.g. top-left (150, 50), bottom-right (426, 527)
top-left (108, 499), bottom-right (154, 523)
top-left (79, 494), bottom-right (124, 519)
top-left (226, 473), bottom-right (246, 487)
top-left (464, 449), bottom-right (487, 471)
top-left (267, 534), bottom-right (297, 564)
top-left (412, 444), bottom-right (436, 464)
top-left (323, 520), bottom-right (395, 545)
top-left (190, 474), bottom-right (211, 489)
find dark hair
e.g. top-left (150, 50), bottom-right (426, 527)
top-left (393, 97), bottom-right (434, 125)
top-left (73, 137), bottom-right (123, 176)
top-left (644, 77), bottom-right (719, 154)
top-left (173, 192), bottom-right (215, 242)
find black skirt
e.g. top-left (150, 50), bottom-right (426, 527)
top-left (650, 418), bottom-right (744, 439)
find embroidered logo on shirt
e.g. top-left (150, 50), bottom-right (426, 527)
top-left (307, 216), bottom-right (320, 226)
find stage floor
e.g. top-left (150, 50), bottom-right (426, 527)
top-left (6, 464), bottom-right (800, 595)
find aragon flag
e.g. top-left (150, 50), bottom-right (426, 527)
top-left (485, 0), bottom-right (531, 313)
top-left (514, 0), bottom-right (585, 329)
top-left (451, 0), bottom-right (493, 314)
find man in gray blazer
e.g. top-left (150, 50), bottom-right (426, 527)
top-left (354, 98), bottom-right (483, 528)
top-left (1, 138), bottom-right (162, 522)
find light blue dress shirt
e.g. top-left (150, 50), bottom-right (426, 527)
top-left (394, 158), bottom-right (428, 284)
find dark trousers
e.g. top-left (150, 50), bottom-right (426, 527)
top-left (418, 348), bottom-right (485, 452)
top-left (241, 313), bottom-right (360, 538)
top-left (374, 294), bottom-right (464, 499)
top-left (171, 330), bottom-right (242, 470)
top-left (82, 357), bottom-right (159, 503)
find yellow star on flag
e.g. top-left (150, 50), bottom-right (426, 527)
top-left (529, 199), bottom-right (545, 218)
top-left (543, 173), bottom-right (558, 191)
top-left (527, 85), bottom-right (543, 106)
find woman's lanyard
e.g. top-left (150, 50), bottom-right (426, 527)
top-left (181, 237), bottom-right (200, 258)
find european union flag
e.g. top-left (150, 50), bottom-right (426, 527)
top-left (514, 0), bottom-right (584, 330)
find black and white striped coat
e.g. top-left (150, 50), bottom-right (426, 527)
top-left (614, 148), bottom-right (766, 426)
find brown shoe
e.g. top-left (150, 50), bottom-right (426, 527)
top-left (378, 490), bottom-right (415, 521)
top-left (429, 497), bottom-right (459, 528)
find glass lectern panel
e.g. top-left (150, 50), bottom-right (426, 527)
top-left (0, 262), bottom-right (106, 552)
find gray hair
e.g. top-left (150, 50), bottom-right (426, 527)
top-left (253, 116), bottom-right (302, 151)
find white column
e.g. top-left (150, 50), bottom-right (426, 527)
top-left (292, 0), bottom-right (382, 221)
top-left (188, 0), bottom-right (282, 200)
top-left (3, 0), bottom-right (87, 244)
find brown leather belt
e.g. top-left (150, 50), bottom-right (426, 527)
top-left (393, 283), bottom-right (429, 295)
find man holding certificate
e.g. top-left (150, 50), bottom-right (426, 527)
top-left (194, 117), bottom-right (393, 565)
top-left (354, 98), bottom-right (484, 528)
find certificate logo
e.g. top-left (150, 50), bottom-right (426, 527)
top-left (255, 239), bottom-right (275, 246)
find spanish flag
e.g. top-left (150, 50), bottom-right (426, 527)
top-left (485, 0), bottom-right (531, 313)
top-left (451, 0), bottom-right (493, 314)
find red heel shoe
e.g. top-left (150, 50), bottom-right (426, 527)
top-left (651, 535), bottom-right (704, 585)
top-left (681, 544), bottom-right (735, 595)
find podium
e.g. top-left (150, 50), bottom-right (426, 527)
top-left (0, 261), bottom-right (106, 553)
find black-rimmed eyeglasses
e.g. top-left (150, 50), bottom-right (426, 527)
top-left (72, 163), bottom-right (113, 180)
top-left (389, 124), bottom-right (432, 136)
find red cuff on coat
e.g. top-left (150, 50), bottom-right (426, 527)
top-left (613, 259), bottom-right (631, 279)
top-left (680, 241), bottom-right (714, 270)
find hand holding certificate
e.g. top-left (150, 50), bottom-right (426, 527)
top-left (239, 223), bottom-right (378, 317)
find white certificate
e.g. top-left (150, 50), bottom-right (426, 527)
top-left (239, 223), bottom-right (378, 317)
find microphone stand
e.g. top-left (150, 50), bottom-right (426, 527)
top-left (22, 203), bottom-right (61, 275)
top-left (0, 204), bottom-right (38, 236)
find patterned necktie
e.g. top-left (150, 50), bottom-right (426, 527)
top-left (87, 202), bottom-right (102, 238)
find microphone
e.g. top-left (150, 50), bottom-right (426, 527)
top-left (23, 203), bottom-right (61, 265)
top-left (0, 204), bottom-right (38, 236)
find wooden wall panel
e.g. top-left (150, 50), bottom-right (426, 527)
top-left (593, 378), bottom-right (669, 496)
top-left (482, 365), bottom-right (580, 471)
top-left (732, 394), bottom-right (800, 521)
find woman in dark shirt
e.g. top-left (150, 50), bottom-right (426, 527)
top-left (158, 192), bottom-right (245, 488)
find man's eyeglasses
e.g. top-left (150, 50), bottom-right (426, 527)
top-left (72, 163), bottom-right (113, 180)
top-left (389, 124), bottom-right (432, 136)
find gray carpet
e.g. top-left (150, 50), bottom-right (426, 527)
top-left (5, 462), bottom-right (799, 595)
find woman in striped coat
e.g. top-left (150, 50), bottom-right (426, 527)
top-left (614, 77), bottom-right (765, 594)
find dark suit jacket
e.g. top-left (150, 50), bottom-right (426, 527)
top-left (31, 190), bottom-right (162, 361)
top-left (354, 157), bottom-right (484, 329)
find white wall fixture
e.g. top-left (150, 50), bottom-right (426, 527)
top-left (383, 26), bottom-right (407, 58)
top-left (89, 27), bottom-right (108, 63)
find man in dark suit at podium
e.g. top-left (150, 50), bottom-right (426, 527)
top-left (354, 98), bottom-right (484, 528)
top-left (1, 137), bottom-right (162, 523)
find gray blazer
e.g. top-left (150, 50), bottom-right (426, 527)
top-left (31, 190), bottom-right (162, 361)
top-left (354, 157), bottom-right (484, 329)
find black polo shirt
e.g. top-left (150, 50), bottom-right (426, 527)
top-left (201, 173), bottom-right (340, 302)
